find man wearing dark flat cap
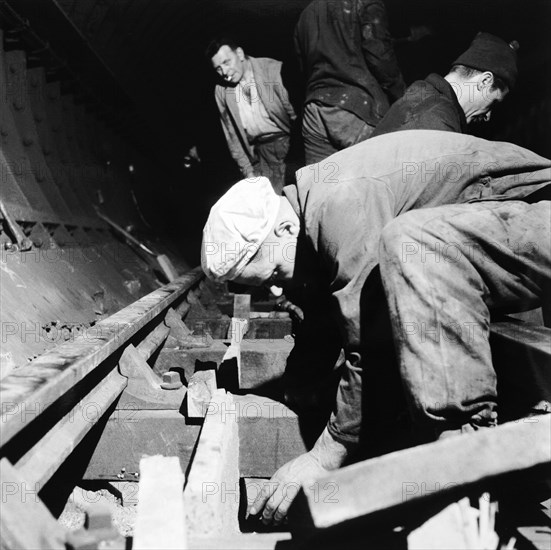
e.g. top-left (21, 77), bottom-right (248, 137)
top-left (372, 32), bottom-right (520, 136)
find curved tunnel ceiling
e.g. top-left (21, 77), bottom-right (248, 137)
top-left (6, 0), bottom-right (551, 156)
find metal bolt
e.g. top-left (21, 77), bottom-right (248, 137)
top-left (20, 238), bottom-right (32, 251)
top-left (160, 370), bottom-right (183, 390)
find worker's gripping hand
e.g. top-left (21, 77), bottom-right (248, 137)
top-left (248, 428), bottom-right (349, 525)
top-left (248, 451), bottom-right (328, 525)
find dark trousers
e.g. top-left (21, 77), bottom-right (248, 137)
top-left (302, 101), bottom-right (374, 165)
top-left (252, 134), bottom-right (290, 195)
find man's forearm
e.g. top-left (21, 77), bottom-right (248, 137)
top-left (311, 427), bottom-right (353, 470)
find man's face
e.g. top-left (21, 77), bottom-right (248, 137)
top-left (466, 74), bottom-right (508, 124)
top-left (211, 45), bottom-right (245, 85)
top-left (233, 233), bottom-right (297, 289)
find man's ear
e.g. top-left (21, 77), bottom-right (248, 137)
top-left (274, 219), bottom-right (299, 237)
top-left (478, 71), bottom-right (494, 89)
top-left (236, 47), bottom-right (245, 61)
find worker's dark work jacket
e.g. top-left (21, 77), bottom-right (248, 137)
top-left (294, 0), bottom-right (405, 126)
top-left (282, 130), bottom-right (551, 445)
top-left (372, 73), bottom-right (467, 137)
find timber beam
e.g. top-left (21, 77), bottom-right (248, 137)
top-left (301, 415), bottom-right (551, 530)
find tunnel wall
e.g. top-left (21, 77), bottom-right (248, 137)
top-left (0, 27), bottom-right (186, 376)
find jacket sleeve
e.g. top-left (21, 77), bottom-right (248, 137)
top-left (359, 0), bottom-right (405, 102)
top-left (214, 88), bottom-right (255, 177)
top-left (280, 70), bottom-right (297, 124)
top-left (283, 286), bottom-right (344, 401)
top-left (318, 182), bottom-right (395, 445)
top-left (293, 24), bottom-right (304, 76)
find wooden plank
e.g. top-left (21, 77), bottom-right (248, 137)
top-left (304, 416), bottom-right (551, 529)
top-left (249, 311), bottom-right (290, 319)
top-left (0, 268), bottom-right (203, 446)
top-left (517, 526), bottom-right (551, 550)
top-left (407, 497), bottom-right (493, 550)
top-left (133, 455), bottom-right (187, 550)
top-left (233, 294), bottom-right (251, 322)
top-left (236, 394), bottom-right (305, 479)
top-left (15, 368), bottom-right (127, 487)
top-left (184, 390), bottom-right (239, 536)
top-left (217, 318), bottom-right (247, 392)
top-left (0, 458), bottom-right (66, 549)
top-left (227, 317), bottom-right (249, 345)
top-left (82, 410), bottom-right (201, 481)
top-left (239, 339), bottom-right (292, 389)
top-left (187, 369), bottom-right (217, 418)
top-left (157, 254), bottom-right (180, 282)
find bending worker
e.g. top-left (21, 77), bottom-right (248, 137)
top-left (201, 130), bottom-right (551, 524)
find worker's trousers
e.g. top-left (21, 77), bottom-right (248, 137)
top-left (302, 101), bottom-right (374, 165)
top-left (379, 200), bottom-right (551, 439)
top-left (253, 135), bottom-right (290, 195)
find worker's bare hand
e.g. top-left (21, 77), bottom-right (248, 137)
top-left (248, 451), bottom-right (329, 525)
top-left (248, 428), bottom-right (350, 525)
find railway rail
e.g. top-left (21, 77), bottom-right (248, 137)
top-left (1, 267), bottom-right (207, 548)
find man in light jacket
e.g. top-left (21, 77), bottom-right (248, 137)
top-left (201, 130), bottom-right (551, 525)
top-left (207, 37), bottom-right (296, 194)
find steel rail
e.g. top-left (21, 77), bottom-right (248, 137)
top-left (0, 266), bottom-right (204, 447)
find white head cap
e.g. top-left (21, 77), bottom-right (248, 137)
top-left (201, 177), bottom-right (280, 281)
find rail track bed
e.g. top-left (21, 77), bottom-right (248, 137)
top-left (0, 268), bottom-right (550, 550)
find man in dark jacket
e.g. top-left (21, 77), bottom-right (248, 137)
top-left (294, 0), bottom-right (405, 164)
top-left (372, 32), bottom-right (518, 137)
top-left (201, 130), bottom-right (551, 524)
